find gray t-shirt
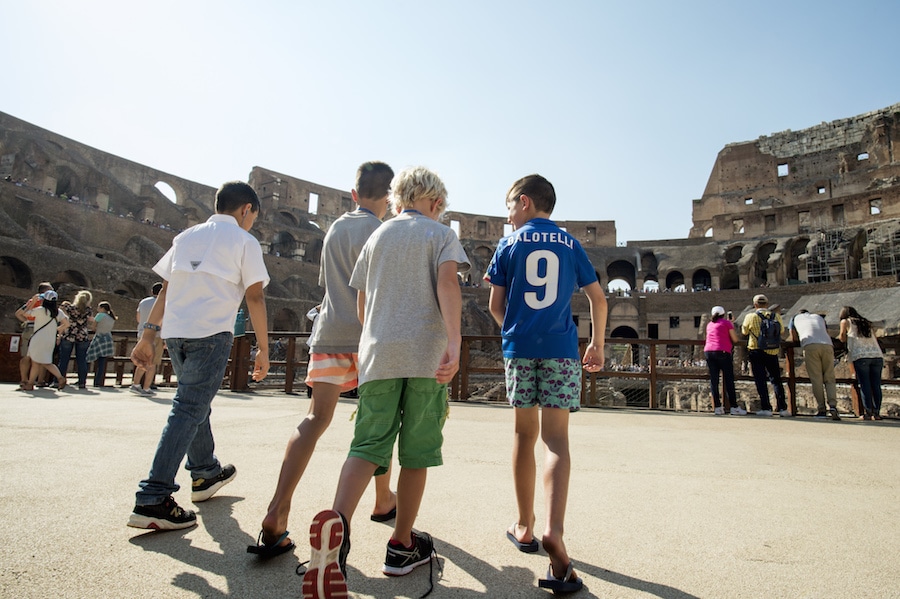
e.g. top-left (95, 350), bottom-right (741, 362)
top-left (308, 209), bottom-right (383, 354)
top-left (350, 211), bottom-right (470, 385)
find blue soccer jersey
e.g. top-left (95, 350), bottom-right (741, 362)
top-left (485, 218), bottom-right (597, 359)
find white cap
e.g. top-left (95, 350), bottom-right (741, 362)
top-left (711, 306), bottom-right (725, 317)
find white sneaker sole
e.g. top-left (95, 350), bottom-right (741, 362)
top-left (191, 468), bottom-right (237, 502)
top-left (126, 512), bottom-right (197, 530)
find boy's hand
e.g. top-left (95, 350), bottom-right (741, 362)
top-left (131, 338), bottom-right (156, 371)
top-left (582, 342), bottom-right (604, 373)
top-left (251, 352), bottom-right (269, 381)
top-left (435, 344), bottom-right (460, 384)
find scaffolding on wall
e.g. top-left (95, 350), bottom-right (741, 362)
top-left (806, 226), bottom-right (850, 283)
top-left (865, 222), bottom-right (900, 279)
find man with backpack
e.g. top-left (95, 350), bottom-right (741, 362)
top-left (741, 294), bottom-right (790, 417)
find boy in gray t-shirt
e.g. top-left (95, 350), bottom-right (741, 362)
top-left (251, 162), bottom-right (397, 558)
top-left (302, 167), bottom-right (469, 597)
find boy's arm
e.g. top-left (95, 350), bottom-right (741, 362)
top-left (488, 285), bottom-right (506, 328)
top-left (357, 290), bottom-right (366, 325)
top-left (435, 261), bottom-right (462, 384)
top-left (245, 281), bottom-right (269, 381)
top-left (582, 281), bottom-right (607, 372)
top-left (131, 281), bottom-right (168, 370)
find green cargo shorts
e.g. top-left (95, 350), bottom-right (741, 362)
top-left (349, 378), bottom-right (448, 475)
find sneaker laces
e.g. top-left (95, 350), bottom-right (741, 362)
top-left (419, 546), bottom-right (442, 599)
top-left (295, 560), bottom-right (309, 577)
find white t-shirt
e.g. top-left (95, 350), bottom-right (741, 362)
top-left (153, 214), bottom-right (269, 339)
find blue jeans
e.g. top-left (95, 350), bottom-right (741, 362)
top-left (58, 339), bottom-right (90, 386)
top-left (705, 351), bottom-right (736, 408)
top-left (854, 357), bottom-right (884, 415)
top-left (136, 332), bottom-right (233, 506)
top-left (92, 356), bottom-right (109, 387)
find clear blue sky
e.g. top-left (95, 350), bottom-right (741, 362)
top-left (3, 1), bottom-right (898, 243)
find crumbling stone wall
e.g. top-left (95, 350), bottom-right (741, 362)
top-left (692, 103), bottom-right (900, 241)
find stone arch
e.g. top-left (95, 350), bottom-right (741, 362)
top-left (54, 165), bottom-right (82, 197)
top-left (786, 237), bottom-right (810, 283)
top-left (154, 181), bottom-right (178, 204)
top-left (0, 256), bottom-right (33, 289)
top-left (641, 252), bottom-right (658, 277)
top-left (847, 229), bottom-right (867, 280)
top-left (753, 243), bottom-right (777, 286)
top-left (665, 270), bottom-right (684, 291)
top-left (277, 211), bottom-right (299, 227)
top-left (305, 238), bottom-right (323, 264)
top-left (273, 307), bottom-right (300, 332)
top-left (269, 231), bottom-right (297, 257)
top-left (606, 260), bottom-right (636, 290)
top-left (52, 269), bottom-right (89, 289)
top-left (153, 178), bottom-right (189, 206)
top-left (721, 265), bottom-right (740, 290)
top-left (610, 325), bottom-right (639, 338)
top-left (725, 245), bottom-right (743, 264)
top-left (609, 303), bottom-right (639, 319)
top-left (692, 269), bottom-right (712, 291)
top-left (113, 280), bottom-right (146, 299)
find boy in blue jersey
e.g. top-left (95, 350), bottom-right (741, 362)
top-left (485, 174), bottom-right (607, 595)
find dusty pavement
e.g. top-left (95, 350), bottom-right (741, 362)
top-left (1, 384), bottom-right (899, 598)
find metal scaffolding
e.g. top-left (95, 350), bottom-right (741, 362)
top-left (807, 227), bottom-right (850, 283)
top-left (866, 222), bottom-right (900, 279)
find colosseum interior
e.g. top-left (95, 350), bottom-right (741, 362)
top-left (2, 103), bottom-right (899, 354)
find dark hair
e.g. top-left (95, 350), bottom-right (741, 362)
top-left (151, 282), bottom-right (163, 295)
top-left (215, 181), bottom-right (260, 214)
top-left (43, 298), bottom-right (59, 319)
top-left (710, 314), bottom-right (723, 322)
top-left (98, 301), bottom-right (118, 321)
top-left (839, 305), bottom-right (872, 338)
top-left (37, 281), bottom-right (53, 293)
top-left (356, 162), bottom-right (394, 200)
top-left (507, 174), bottom-right (556, 214)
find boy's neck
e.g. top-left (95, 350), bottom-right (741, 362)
top-left (409, 197), bottom-right (443, 221)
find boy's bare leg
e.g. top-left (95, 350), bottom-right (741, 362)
top-left (539, 406), bottom-right (575, 579)
top-left (333, 456), bottom-right (380, 525)
top-left (372, 462), bottom-right (396, 517)
top-left (510, 406), bottom-right (540, 544)
top-left (260, 382), bottom-right (342, 544)
top-left (142, 365), bottom-right (158, 391)
top-left (391, 467), bottom-right (426, 547)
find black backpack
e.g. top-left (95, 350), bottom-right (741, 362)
top-left (754, 310), bottom-right (781, 350)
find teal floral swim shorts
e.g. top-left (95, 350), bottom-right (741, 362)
top-left (503, 358), bottom-right (582, 409)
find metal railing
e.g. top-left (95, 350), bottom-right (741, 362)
top-left (95, 332), bottom-right (897, 417)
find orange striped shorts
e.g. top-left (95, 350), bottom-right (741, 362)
top-left (305, 353), bottom-right (359, 392)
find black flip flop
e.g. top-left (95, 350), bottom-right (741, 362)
top-left (506, 530), bottom-right (540, 553)
top-left (370, 506), bottom-right (397, 522)
top-left (538, 562), bottom-right (583, 594)
top-left (247, 530), bottom-right (295, 558)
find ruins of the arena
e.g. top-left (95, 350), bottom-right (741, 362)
top-left (1, 103), bottom-right (899, 407)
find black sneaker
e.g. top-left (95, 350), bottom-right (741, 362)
top-left (383, 531), bottom-right (435, 576)
top-left (127, 495), bottom-right (197, 530)
top-left (191, 464), bottom-right (237, 502)
top-left (302, 509), bottom-right (350, 599)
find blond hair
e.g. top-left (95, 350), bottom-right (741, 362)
top-left (390, 166), bottom-right (449, 216)
top-left (74, 290), bottom-right (92, 309)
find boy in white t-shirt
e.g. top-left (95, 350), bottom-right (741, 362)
top-left (127, 181), bottom-right (270, 531)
